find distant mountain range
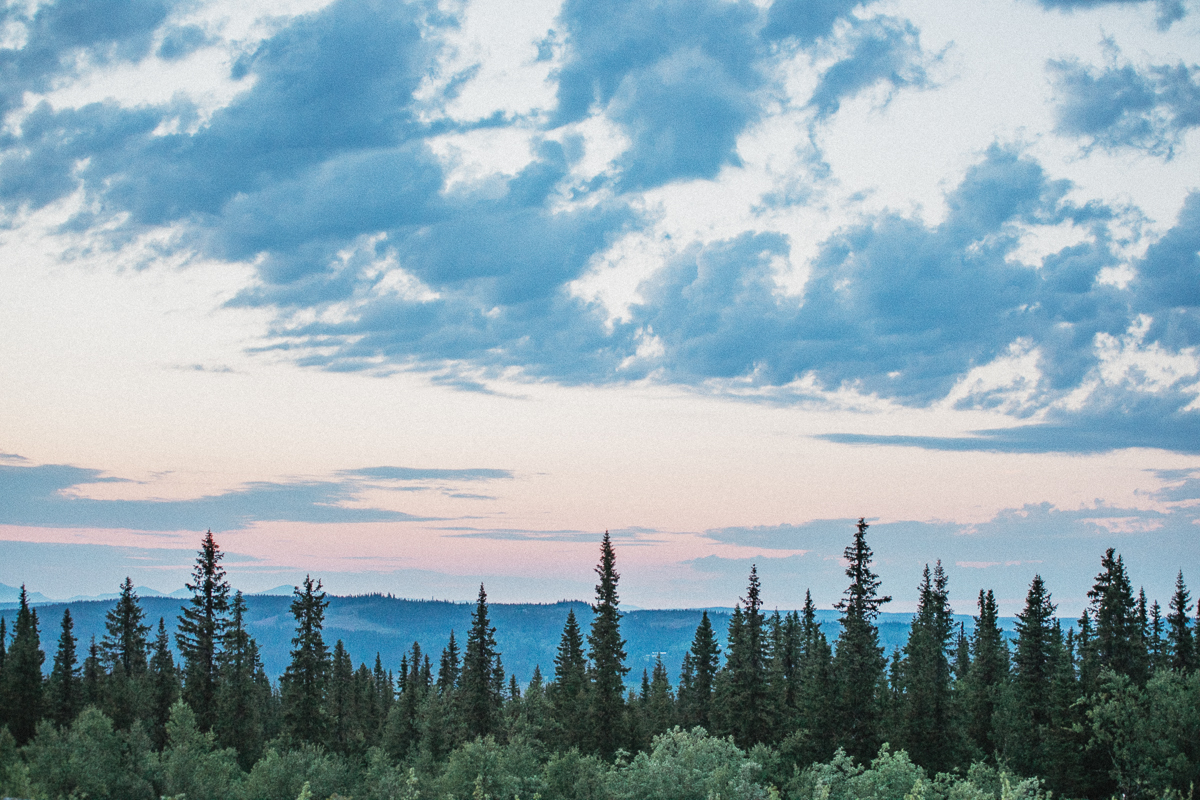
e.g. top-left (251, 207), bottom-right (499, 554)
top-left (0, 591), bottom-right (1018, 686)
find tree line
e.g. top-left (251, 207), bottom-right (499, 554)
top-left (0, 522), bottom-right (1197, 800)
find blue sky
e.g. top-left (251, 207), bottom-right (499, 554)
top-left (1, 0), bottom-right (1198, 613)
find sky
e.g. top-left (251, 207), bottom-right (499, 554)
top-left (2, 0), bottom-right (1199, 618)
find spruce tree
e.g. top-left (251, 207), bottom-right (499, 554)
top-left (147, 617), bottom-right (181, 750)
top-left (215, 591), bottom-right (266, 767)
top-left (460, 584), bottom-right (503, 739)
top-left (438, 631), bottom-right (461, 693)
top-left (176, 530), bottom-right (231, 730)
top-left (793, 590), bottom-right (835, 765)
top-left (1087, 548), bottom-right (1147, 681)
top-left (717, 566), bottom-right (770, 747)
top-left (102, 578), bottom-right (150, 675)
top-left (328, 639), bottom-right (360, 753)
top-left (964, 589), bottom-right (1008, 761)
top-left (1004, 574), bottom-right (1057, 777)
top-left (832, 518), bottom-right (891, 762)
top-left (552, 609), bottom-right (588, 748)
top-left (280, 575), bottom-right (330, 746)
top-left (645, 655), bottom-right (674, 738)
top-left (587, 531), bottom-right (629, 759)
top-left (899, 562), bottom-right (955, 773)
top-left (81, 635), bottom-right (104, 708)
top-left (677, 610), bottom-right (720, 731)
top-left (1166, 571), bottom-right (1194, 672)
top-left (2, 587), bottom-right (44, 744)
top-left (47, 608), bottom-right (80, 728)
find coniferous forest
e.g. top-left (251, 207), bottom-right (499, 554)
top-left (0, 522), bottom-right (1197, 800)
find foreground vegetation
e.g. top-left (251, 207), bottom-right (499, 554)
top-left (0, 523), bottom-right (1197, 800)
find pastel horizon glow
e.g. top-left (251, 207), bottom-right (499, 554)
top-left (2, 0), bottom-right (1199, 618)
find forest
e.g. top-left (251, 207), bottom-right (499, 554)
top-left (0, 520), bottom-right (1196, 800)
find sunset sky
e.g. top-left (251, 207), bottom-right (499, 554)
top-left (2, 0), bottom-right (1199, 616)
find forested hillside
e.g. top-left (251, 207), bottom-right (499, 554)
top-left (0, 523), bottom-right (1196, 800)
top-left (0, 594), bottom-right (1006, 684)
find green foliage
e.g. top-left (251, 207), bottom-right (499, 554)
top-left (361, 746), bottom-right (422, 800)
top-left (157, 699), bottom-right (245, 800)
top-left (717, 566), bottom-right (771, 748)
top-left (607, 727), bottom-right (768, 800)
top-left (897, 563), bottom-right (956, 773)
top-left (242, 743), bottom-right (356, 800)
top-left (541, 747), bottom-right (610, 800)
top-left (46, 608), bottom-right (80, 729)
top-left (103, 578), bottom-right (150, 676)
top-left (436, 734), bottom-right (544, 800)
top-left (1086, 668), bottom-right (1200, 799)
top-left (461, 586), bottom-right (505, 741)
top-left (25, 706), bottom-right (155, 800)
top-left (677, 610), bottom-right (720, 732)
top-left (0, 726), bottom-right (32, 799)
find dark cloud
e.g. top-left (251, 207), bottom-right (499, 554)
top-left (0, 0), bottom-right (170, 115)
top-left (1035, 0), bottom-right (1185, 29)
top-left (762, 0), bottom-right (864, 45)
top-left (1050, 57), bottom-right (1200, 157)
top-left (808, 17), bottom-right (933, 119)
top-left (0, 462), bottom-right (478, 531)
top-left (551, 0), bottom-right (765, 189)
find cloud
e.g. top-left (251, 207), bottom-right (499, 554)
top-left (1050, 56), bottom-right (1200, 157)
top-left (550, 0), bottom-right (765, 190)
top-left (0, 461), bottom-right (518, 531)
top-left (807, 16), bottom-right (935, 119)
top-left (762, 0), bottom-right (865, 46)
top-left (1034, 0), bottom-right (1185, 29)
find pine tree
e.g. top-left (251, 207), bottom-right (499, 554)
top-left (1148, 599), bottom-right (1165, 673)
top-left (215, 591), bottom-right (266, 767)
top-left (81, 635), bottom-right (104, 708)
top-left (645, 655), bottom-right (674, 739)
top-left (1166, 571), bottom-right (1194, 672)
top-left (328, 639), bottom-right (360, 754)
top-left (677, 610), bottom-right (720, 731)
top-left (899, 562), bottom-right (956, 773)
top-left (587, 531), bottom-right (629, 759)
top-left (1003, 574), bottom-right (1058, 777)
top-left (2, 587), bottom-right (44, 744)
top-left (46, 608), bottom-right (80, 728)
top-left (147, 617), bottom-right (181, 750)
top-left (102, 578), bottom-right (150, 675)
top-left (793, 590), bottom-right (835, 765)
top-left (438, 630), bottom-right (461, 692)
top-left (964, 589), bottom-right (1008, 761)
top-left (281, 575), bottom-right (330, 746)
top-left (832, 518), bottom-right (891, 762)
top-left (1087, 548), bottom-right (1147, 681)
top-left (717, 566), bottom-right (770, 747)
top-left (552, 609), bottom-right (588, 748)
top-left (176, 530), bottom-right (231, 730)
top-left (460, 584), bottom-right (503, 739)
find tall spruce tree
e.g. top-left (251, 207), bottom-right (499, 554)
top-left (176, 530), bottom-right (231, 730)
top-left (2, 587), bottom-right (44, 744)
top-left (1166, 571), bottom-right (1194, 672)
top-left (587, 531), bottom-right (629, 759)
top-left (552, 609), bottom-right (588, 748)
top-left (102, 577), bottom-right (150, 675)
top-left (1087, 548), bottom-right (1147, 681)
top-left (899, 562), bottom-right (956, 773)
top-left (281, 575), bottom-right (330, 746)
top-left (793, 590), bottom-right (835, 765)
top-left (832, 518), bottom-right (891, 762)
top-left (717, 566), bottom-right (770, 747)
top-left (147, 617), bottom-right (180, 750)
top-left (47, 608), bottom-right (80, 728)
top-left (215, 591), bottom-right (266, 767)
top-left (677, 610), bottom-right (720, 731)
top-left (1003, 574), bottom-right (1058, 778)
top-left (460, 584), bottom-right (503, 739)
top-left (438, 630), bottom-right (461, 692)
top-left (964, 589), bottom-right (1008, 761)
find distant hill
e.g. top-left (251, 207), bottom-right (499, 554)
top-left (0, 593), bottom-right (1018, 686)
top-left (0, 581), bottom-right (54, 607)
